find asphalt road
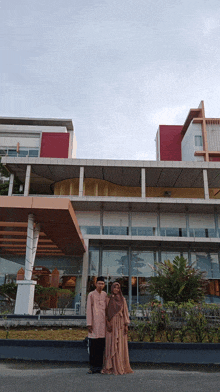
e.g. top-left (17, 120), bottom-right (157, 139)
top-left (1, 362), bottom-right (220, 392)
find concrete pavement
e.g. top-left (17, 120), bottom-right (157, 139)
top-left (0, 362), bottom-right (220, 392)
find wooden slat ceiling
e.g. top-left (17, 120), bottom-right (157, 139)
top-left (0, 196), bottom-right (86, 257)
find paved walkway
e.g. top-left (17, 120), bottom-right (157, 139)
top-left (1, 362), bottom-right (220, 392)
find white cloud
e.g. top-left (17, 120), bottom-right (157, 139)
top-left (150, 106), bottom-right (187, 126)
top-left (203, 17), bottom-right (220, 36)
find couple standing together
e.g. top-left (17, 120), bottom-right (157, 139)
top-left (86, 277), bottom-right (133, 375)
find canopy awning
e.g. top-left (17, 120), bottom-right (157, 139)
top-left (0, 196), bottom-right (86, 256)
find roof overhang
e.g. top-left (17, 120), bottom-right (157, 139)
top-left (0, 117), bottom-right (73, 132)
top-left (2, 157), bottom-right (220, 192)
top-left (0, 196), bottom-right (86, 256)
top-left (181, 108), bottom-right (202, 138)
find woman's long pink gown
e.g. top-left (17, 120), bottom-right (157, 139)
top-left (103, 298), bottom-right (133, 375)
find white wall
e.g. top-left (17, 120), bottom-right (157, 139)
top-left (0, 124), bottom-right (68, 133)
top-left (206, 124), bottom-right (220, 151)
top-left (103, 212), bottom-right (128, 226)
top-left (160, 213), bottom-right (186, 227)
top-left (131, 212), bottom-right (157, 227)
top-left (0, 134), bottom-right (40, 148)
top-left (181, 123), bottom-right (204, 162)
top-left (75, 211), bottom-right (100, 226)
top-left (189, 214), bottom-right (215, 228)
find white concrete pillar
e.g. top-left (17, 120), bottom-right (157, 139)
top-left (32, 223), bottom-right (40, 263)
top-left (80, 238), bottom-right (89, 315)
top-left (25, 214), bottom-right (34, 280)
top-left (141, 168), bottom-right (146, 198)
top-left (79, 166), bottom-right (84, 197)
top-left (8, 173), bottom-right (14, 196)
top-left (14, 280), bottom-right (37, 315)
top-left (203, 169), bottom-right (209, 200)
top-left (14, 215), bottom-right (40, 315)
top-left (24, 165), bottom-right (31, 196)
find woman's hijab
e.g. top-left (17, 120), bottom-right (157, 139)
top-left (106, 282), bottom-right (124, 321)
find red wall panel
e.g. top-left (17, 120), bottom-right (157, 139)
top-left (159, 125), bottom-right (182, 161)
top-left (209, 156), bottom-right (220, 162)
top-left (40, 133), bottom-right (69, 158)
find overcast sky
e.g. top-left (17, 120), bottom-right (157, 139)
top-left (1, 0), bottom-right (220, 160)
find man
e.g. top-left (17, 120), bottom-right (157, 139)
top-left (86, 276), bottom-right (107, 374)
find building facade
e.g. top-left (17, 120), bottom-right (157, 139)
top-left (1, 102), bottom-right (220, 314)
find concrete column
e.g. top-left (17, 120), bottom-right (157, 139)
top-left (157, 209), bottom-right (160, 236)
top-left (14, 213), bottom-right (39, 315)
top-left (128, 246), bottom-right (132, 311)
top-left (128, 209), bottom-right (132, 236)
top-left (98, 246), bottom-right (103, 276)
top-left (214, 210), bottom-right (219, 238)
top-left (141, 168), bottom-right (146, 198)
top-left (8, 173), bottom-right (14, 196)
top-left (24, 165), bottom-right (31, 197)
top-left (80, 238), bottom-right (89, 315)
top-left (100, 206), bottom-right (103, 235)
top-left (25, 214), bottom-right (34, 280)
top-left (14, 280), bottom-right (37, 315)
top-left (186, 209), bottom-right (190, 237)
top-left (203, 169), bottom-right (209, 200)
top-left (79, 166), bottom-right (84, 197)
top-left (32, 223), bottom-right (40, 263)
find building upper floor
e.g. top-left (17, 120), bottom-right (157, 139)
top-left (0, 117), bottom-right (77, 159)
top-left (2, 156), bottom-right (220, 203)
top-left (156, 101), bottom-right (220, 163)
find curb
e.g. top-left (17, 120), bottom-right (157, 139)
top-left (1, 340), bottom-right (220, 364)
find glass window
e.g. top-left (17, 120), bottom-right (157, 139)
top-left (195, 135), bottom-right (203, 147)
top-left (103, 226), bottom-right (128, 235)
top-left (86, 227), bottom-right (100, 235)
top-left (131, 227), bottom-right (154, 236)
top-left (80, 226), bottom-right (100, 235)
top-left (102, 250), bottom-right (128, 276)
top-left (131, 277), bottom-right (152, 305)
top-left (191, 252), bottom-right (220, 279)
top-left (161, 252), bottom-right (180, 263)
top-left (18, 150), bottom-right (28, 157)
top-left (89, 249), bottom-right (99, 276)
top-left (160, 228), bottom-right (186, 237)
top-left (29, 149), bottom-right (39, 157)
top-left (8, 149), bottom-right (17, 157)
top-left (131, 251), bottom-right (154, 277)
top-left (0, 149), bottom-right (7, 156)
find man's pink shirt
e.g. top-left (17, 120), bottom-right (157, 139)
top-left (86, 290), bottom-right (107, 339)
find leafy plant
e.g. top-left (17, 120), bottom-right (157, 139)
top-left (186, 307), bottom-right (207, 343)
top-left (148, 256), bottom-right (208, 304)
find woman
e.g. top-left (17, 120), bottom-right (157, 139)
top-left (102, 282), bottom-right (133, 375)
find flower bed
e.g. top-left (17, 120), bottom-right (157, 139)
top-left (129, 301), bottom-right (220, 343)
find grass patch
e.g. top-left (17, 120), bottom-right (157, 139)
top-left (0, 327), bottom-right (88, 341)
top-left (0, 327), bottom-right (220, 343)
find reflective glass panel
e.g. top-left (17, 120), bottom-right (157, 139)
top-left (8, 149), bottom-right (17, 156)
top-left (161, 252), bottom-right (180, 263)
top-left (102, 250), bottom-right (128, 276)
top-left (103, 226), bottom-right (128, 235)
top-left (131, 227), bottom-right (154, 236)
top-left (29, 149), bottom-right (39, 157)
top-left (191, 252), bottom-right (220, 279)
top-left (18, 150), bottom-right (28, 157)
top-left (131, 251), bottom-right (154, 277)
top-left (89, 249), bottom-right (99, 276)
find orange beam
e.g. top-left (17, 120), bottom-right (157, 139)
top-left (0, 230), bottom-right (46, 236)
top-left (0, 244), bottom-right (58, 248)
top-left (0, 238), bottom-right (53, 243)
top-left (0, 222), bottom-right (27, 227)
